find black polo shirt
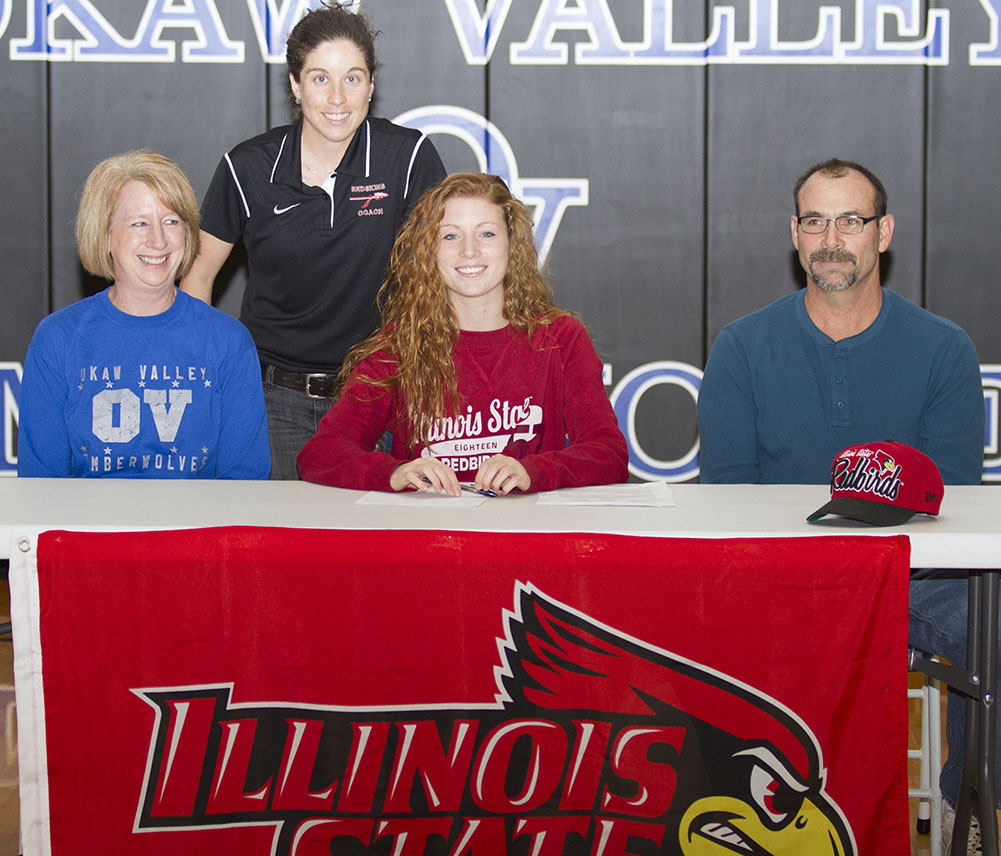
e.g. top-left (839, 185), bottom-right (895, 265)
top-left (201, 117), bottom-right (445, 373)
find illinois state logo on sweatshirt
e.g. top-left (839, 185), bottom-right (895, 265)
top-left (421, 396), bottom-right (543, 474)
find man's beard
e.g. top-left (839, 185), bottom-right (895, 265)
top-left (808, 248), bottom-right (858, 292)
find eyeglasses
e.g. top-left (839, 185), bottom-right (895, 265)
top-left (796, 215), bottom-right (880, 235)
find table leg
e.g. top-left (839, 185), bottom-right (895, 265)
top-left (978, 570), bottom-right (998, 856)
top-left (954, 574), bottom-right (982, 852)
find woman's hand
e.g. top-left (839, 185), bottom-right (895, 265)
top-left (390, 457), bottom-right (461, 496)
top-left (475, 455), bottom-right (531, 495)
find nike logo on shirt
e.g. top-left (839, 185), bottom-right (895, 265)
top-left (273, 203), bottom-right (301, 215)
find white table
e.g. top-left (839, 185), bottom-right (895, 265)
top-left (0, 479), bottom-right (998, 566)
top-left (1, 478), bottom-right (999, 854)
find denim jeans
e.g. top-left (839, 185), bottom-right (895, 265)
top-left (261, 371), bottom-right (335, 480)
top-left (909, 573), bottom-right (1001, 808)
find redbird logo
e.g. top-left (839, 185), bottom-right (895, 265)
top-left (134, 586), bottom-right (855, 855)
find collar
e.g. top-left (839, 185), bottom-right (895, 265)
top-left (797, 287), bottom-right (890, 347)
top-left (271, 118), bottom-right (373, 188)
top-left (99, 286), bottom-right (185, 327)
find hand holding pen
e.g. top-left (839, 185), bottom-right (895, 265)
top-left (389, 456), bottom-right (462, 496)
top-left (388, 454), bottom-right (525, 496)
top-left (473, 454), bottom-right (531, 495)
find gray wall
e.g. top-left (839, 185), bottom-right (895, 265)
top-left (2, 0), bottom-right (1000, 478)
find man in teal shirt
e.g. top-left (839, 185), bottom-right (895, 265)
top-left (698, 158), bottom-right (988, 837)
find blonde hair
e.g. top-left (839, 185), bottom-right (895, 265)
top-left (342, 173), bottom-right (571, 447)
top-left (76, 150), bottom-right (200, 282)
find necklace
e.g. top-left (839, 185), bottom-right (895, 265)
top-left (301, 159), bottom-right (337, 188)
top-left (302, 161), bottom-right (334, 177)
top-left (299, 126), bottom-right (348, 182)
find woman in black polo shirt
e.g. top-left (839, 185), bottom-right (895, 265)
top-left (182, 2), bottom-right (445, 479)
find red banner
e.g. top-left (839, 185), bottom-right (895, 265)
top-left (12, 528), bottom-right (910, 855)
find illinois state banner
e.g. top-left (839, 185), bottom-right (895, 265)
top-left (10, 528), bottom-right (910, 855)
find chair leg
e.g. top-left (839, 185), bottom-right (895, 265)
top-left (928, 672), bottom-right (943, 856)
top-left (909, 665), bottom-right (944, 856)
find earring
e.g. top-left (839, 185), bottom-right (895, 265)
top-left (295, 96), bottom-right (301, 105)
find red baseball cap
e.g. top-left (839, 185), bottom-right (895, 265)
top-left (807, 440), bottom-right (944, 526)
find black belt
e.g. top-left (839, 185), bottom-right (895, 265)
top-left (263, 364), bottom-right (339, 399)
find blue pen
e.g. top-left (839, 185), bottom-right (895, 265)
top-left (461, 483), bottom-right (498, 498)
top-left (418, 477), bottom-right (497, 498)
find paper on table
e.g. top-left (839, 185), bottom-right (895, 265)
top-left (536, 482), bottom-right (676, 507)
top-left (354, 490), bottom-right (487, 508)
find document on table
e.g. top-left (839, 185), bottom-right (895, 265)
top-left (537, 482), bottom-right (675, 507)
top-left (354, 491), bottom-right (487, 508)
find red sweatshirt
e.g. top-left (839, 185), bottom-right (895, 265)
top-left (297, 316), bottom-right (628, 492)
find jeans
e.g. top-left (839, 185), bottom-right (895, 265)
top-left (261, 370), bottom-right (335, 480)
top-left (909, 573), bottom-right (1001, 808)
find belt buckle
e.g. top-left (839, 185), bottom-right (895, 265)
top-left (304, 373), bottom-right (333, 399)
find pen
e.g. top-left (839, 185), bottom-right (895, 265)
top-left (419, 477), bottom-right (497, 498)
top-left (461, 483), bottom-right (498, 498)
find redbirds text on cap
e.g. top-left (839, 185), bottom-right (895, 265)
top-left (807, 440), bottom-right (944, 526)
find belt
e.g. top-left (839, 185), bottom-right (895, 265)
top-left (263, 364), bottom-right (339, 399)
